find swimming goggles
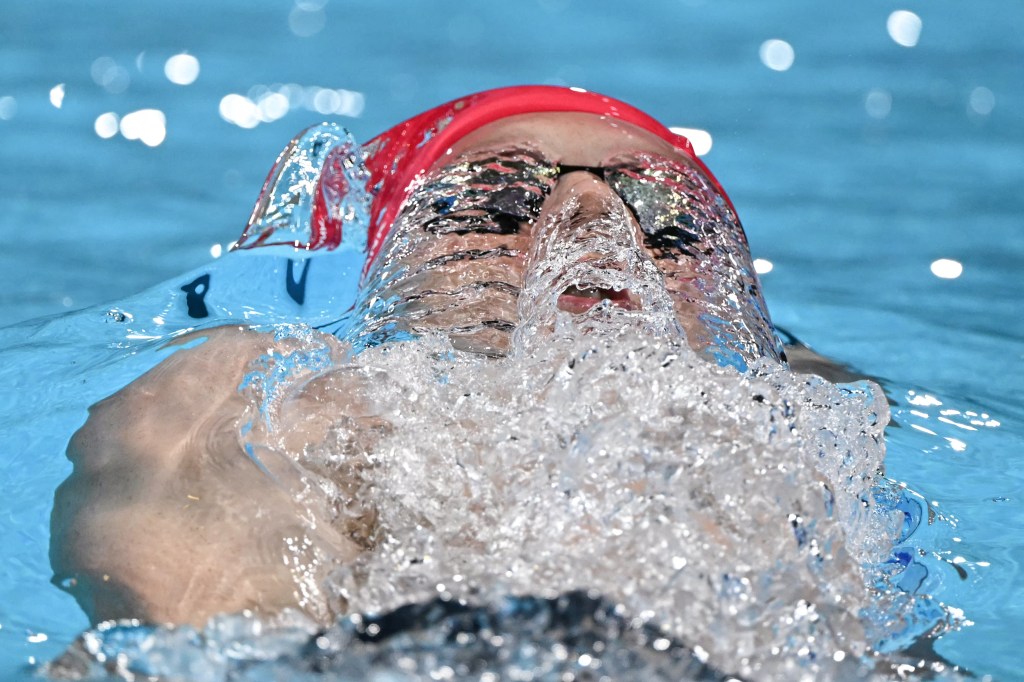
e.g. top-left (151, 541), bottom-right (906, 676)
top-left (397, 146), bottom-right (743, 268)
top-left (234, 85), bottom-right (742, 267)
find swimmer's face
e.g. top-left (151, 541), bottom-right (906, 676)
top-left (358, 112), bottom-right (778, 364)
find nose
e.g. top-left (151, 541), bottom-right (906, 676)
top-left (524, 171), bottom-right (653, 315)
top-left (534, 171), bottom-right (644, 247)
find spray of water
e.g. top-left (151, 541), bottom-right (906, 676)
top-left (44, 134), bottom-right (961, 681)
top-left (227, 168), bottom-right (908, 676)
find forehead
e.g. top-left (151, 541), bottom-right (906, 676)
top-left (433, 112), bottom-right (692, 169)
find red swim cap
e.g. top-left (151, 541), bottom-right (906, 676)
top-left (238, 86), bottom-right (736, 265)
top-left (360, 86), bottom-right (735, 266)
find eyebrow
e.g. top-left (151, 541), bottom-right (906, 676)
top-left (423, 247), bottom-right (520, 269)
top-left (439, 148), bottom-right (700, 176)
top-left (444, 145), bottom-right (552, 168)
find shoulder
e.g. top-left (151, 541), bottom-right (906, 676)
top-left (68, 325), bottom-right (342, 467)
top-left (119, 324), bottom-right (343, 402)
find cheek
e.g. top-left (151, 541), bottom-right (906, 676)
top-left (374, 226), bottom-right (533, 301)
top-left (395, 230), bottom-right (531, 285)
top-left (645, 253), bottom-right (699, 286)
top-left (399, 255), bottom-right (529, 295)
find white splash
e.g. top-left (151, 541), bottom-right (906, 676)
top-left (249, 311), bottom-right (902, 678)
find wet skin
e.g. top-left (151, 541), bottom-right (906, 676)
top-left (361, 112), bottom-right (764, 358)
top-left (50, 112), bottom-right (804, 627)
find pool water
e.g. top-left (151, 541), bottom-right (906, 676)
top-left (1, 1), bottom-right (1022, 679)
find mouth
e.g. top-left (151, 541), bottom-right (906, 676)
top-left (556, 284), bottom-right (640, 314)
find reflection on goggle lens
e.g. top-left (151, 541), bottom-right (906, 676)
top-left (414, 148), bottom-right (742, 257)
top-left (351, 147), bottom-right (781, 370)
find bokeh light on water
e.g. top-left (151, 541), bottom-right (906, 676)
top-left (0, 96), bottom-right (17, 120)
top-left (758, 39), bottom-right (795, 71)
top-left (887, 10), bottom-right (923, 48)
top-left (219, 86), bottom-right (364, 129)
top-left (91, 56), bottom-right (131, 94)
top-left (930, 258), bottom-right (963, 280)
top-left (163, 53), bottom-right (200, 86)
top-left (47, 84), bottom-right (65, 108)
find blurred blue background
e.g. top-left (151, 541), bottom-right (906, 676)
top-left (1, 0), bottom-right (1022, 678)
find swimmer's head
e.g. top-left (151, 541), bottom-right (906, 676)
top-left (357, 106), bottom-right (778, 367)
top-left (239, 86), bottom-right (779, 366)
top-left (359, 86), bottom-right (738, 266)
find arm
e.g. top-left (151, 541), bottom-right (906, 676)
top-left (50, 326), bottom-right (362, 627)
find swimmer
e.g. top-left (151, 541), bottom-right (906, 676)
top-left (49, 86), bottom-right (859, 628)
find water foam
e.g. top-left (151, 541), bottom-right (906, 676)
top-left (309, 316), bottom-right (895, 676)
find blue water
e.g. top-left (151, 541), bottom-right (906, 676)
top-left (1, 0), bottom-right (1022, 679)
